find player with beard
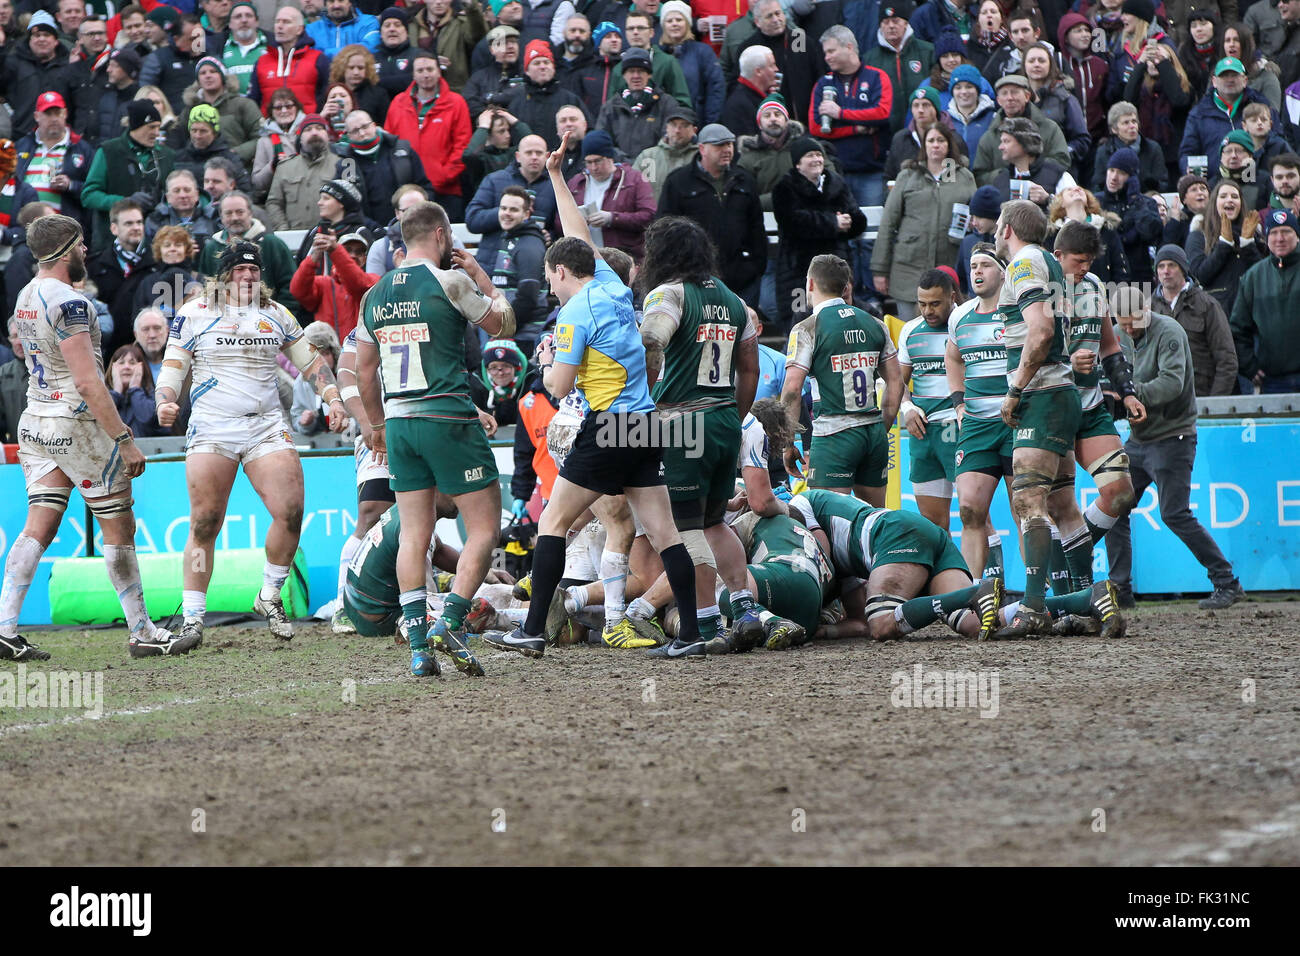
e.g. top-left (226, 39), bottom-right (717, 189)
top-left (356, 201), bottom-right (514, 678)
top-left (1, 215), bottom-right (188, 661)
top-left (156, 242), bottom-right (346, 647)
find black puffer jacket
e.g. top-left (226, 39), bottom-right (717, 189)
top-left (771, 166), bottom-right (867, 328)
top-left (0, 41), bottom-right (73, 139)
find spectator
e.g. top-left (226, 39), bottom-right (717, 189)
top-left (1186, 178), bottom-right (1263, 314)
top-left (381, 50), bottom-right (472, 219)
top-left (972, 73), bottom-right (1070, 184)
top-left (144, 169), bottom-right (219, 248)
top-left (179, 56), bottom-right (264, 164)
top-left (657, 0), bottom-right (725, 125)
top-left (502, 39), bottom-right (590, 150)
top-left (955, 184), bottom-right (1000, 294)
top-left (554, 102), bottom-right (589, 180)
top-left (772, 135), bottom-right (866, 328)
top-left (596, 47), bottom-right (671, 159)
top-left (966, 0), bottom-right (1011, 75)
top-left (1020, 42), bottom-right (1089, 171)
top-left (555, 13), bottom-right (591, 76)
top-left (173, 103), bottom-right (253, 196)
top-left (864, 1), bottom-right (934, 133)
top-left (94, 49), bottom-right (143, 146)
top-left (198, 190), bottom-right (296, 307)
top-left (871, 123), bottom-right (974, 322)
top-left (1223, 21), bottom-right (1281, 111)
top-left (1230, 206), bottom-right (1300, 392)
top-left (1216, 128), bottom-right (1261, 207)
top-left (137, 84), bottom-right (186, 149)
top-left (566, 129), bottom-right (656, 260)
top-left (1098, 147), bottom-right (1164, 282)
top-left (1105, 285), bottom-right (1245, 610)
top-left (13, 92), bottom-right (95, 230)
top-left (306, 0), bottom-right (380, 58)
top-left (720, 43), bottom-right (777, 138)
top-left (1181, 55), bottom-right (1271, 175)
top-left (811, 25), bottom-right (894, 207)
top-left (1277, 0), bottom-right (1300, 88)
top-left (3, 202), bottom-right (54, 323)
top-left (0, 317), bottom-right (29, 444)
top-left (328, 43), bottom-right (391, 122)
top-left (1056, 11), bottom-right (1110, 142)
top-left (461, 108), bottom-right (535, 196)
top-left (719, 0), bottom-right (815, 124)
top-left (1258, 151), bottom-right (1300, 213)
top-left (289, 227), bottom-right (377, 338)
top-left (105, 342), bottom-right (165, 439)
top-left (1046, 183), bottom-right (1132, 281)
top-left (252, 87), bottom-right (306, 201)
top-left (991, 115), bottom-right (1069, 207)
top-left (466, 131), bottom-right (556, 236)
top-left (464, 22), bottom-right (523, 118)
top-left (630, 101), bottom-right (697, 204)
top-left (1092, 101), bottom-right (1170, 193)
top-left (1176, 7), bottom-right (1223, 94)
top-left (332, 109), bottom-right (429, 228)
top-left (471, 338), bottom-right (530, 427)
top-left (1244, 2), bottom-right (1285, 61)
top-left (132, 304), bottom-right (173, 390)
top-left (944, 62), bottom-right (998, 159)
top-left (375, 6), bottom-right (417, 100)
top-left (1164, 171), bottom-right (1210, 245)
top-left (67, 16), bottom-right (111, 131)
top-left (221, 1), bottom-right (268, 95)
top-left (980, 5), bottom-right (1048, 83)
top-left (203, 157), bottom-right (261, 223)
top-left (885, 86), bottom-right (966, 181)
top-left (248, 6), bottom-right (331, 115)
top-left (199, 0), bottom-right (233, 49)
top-left (561, 19), bottom-right (621, 117)
top-left (657, 122), bottom-right (767, 304)
top-left (86, 198), bottom-right (153, 349)
top-left (289, 321), bottom-right (343, 434)
top-left (1242, 100), bottom-right (1290, 175)
top-left (1151, 243), bottom-right (1239, 396)
top-left (267, 112), bottom-right (336, 229)
top-left (57, 0), bottom-right (88, 47)
top-left (917, 29), bottom-right (971, 110)
top-left (610, 10), bottom-right (693, 110)
top-left (82, 99), bottom-right (175, 252)
top-left (910, 0), bottom-right (978, 44)
top-left (320, 83), bottom-right (358, 141)
top-left (473, 184), bottom-right (548, 335)
top-left (1, 12), bottom-right (73, 141)
top-left (297, 177), bottom-right (375, 261)
top-left (366, 183), bottom-right (426, 274)
top-left (407, 0), bottom-right (487, 91)
top-left (140, 12), bottom-right (206, 113)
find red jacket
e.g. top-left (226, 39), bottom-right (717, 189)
top-left (288, 244), bottom-right (377, 339)
top-left (383, 80), bottom-right (471, 197)
top-left (249, 37), bottom-right (330, 116)
top-left (566, 164), bottom-right (656, 261)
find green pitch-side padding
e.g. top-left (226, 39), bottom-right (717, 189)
top-left (47, 548), bottom-right (310, 626)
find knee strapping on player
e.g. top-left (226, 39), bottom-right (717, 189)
top-left (1011, 471), bottom-right (1055, 496)
top-left (681, 529), bottom-right (716, 569)
top-left (28, 485), bottom-right (72, 516)
top-left (86, 495), bottom-right (134, 518)
top-left (1085, 448), bottom-right (1131, 488)
top-left (866, 593), bottom-right (905, 622)
top-left (1050, 472), bottom-right (1075, 494)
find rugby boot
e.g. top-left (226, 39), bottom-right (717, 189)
top-left (253, 589), bottom-right (294, 640)
top-left (991, 605), bottom-right (1052, 640)
top-left (1089, 581), bottom-right (1127, 640)
top-left (128, 626), bottom-right (200, 658)
top-left (763, 616), bottom-right (806, 651)
top-left (601, 617), bottom-right (658, 649)
top-left (0, 634), bottom-right (51, 661)
top-left (429, 619), bottom-right (485, 676)
top-left (971, 577), bottom-right (1004, 642)
top-left (483, 626), bottom-right (546, 659)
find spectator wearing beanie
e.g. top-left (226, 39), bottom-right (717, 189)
top-left (82, 98), bottom-right (177, 252)
top-left (871, 122), bottom-right (974, 322)
top-left (1150, 243), bottom-right (1238, 396)
top-left (469, 339), bottom-right (531, 428)
top-left (1092, 100), bottom-right (1170, 194)
top-left (910, 4), bottom-right (977, 46)
top-left (1057, 11), bottom-right (1110, 142)
top-left (918, 28), bottom-right (971, 110)
top-left (376, 7), bottom-right (418, 100)
top-left (596, 47), bottom-right (672, 159)
top-left (863, 0), bottom-right (935, 134)
top-left (383, 49), bottom-right (473, 221)
top-left (773, 135), bottom-right (867, 328)
top-left (956, 183), bottom-right (1001, 294)
top-left (1229, 206), bottom-right (1300, 393)
top-left (944, 62), bottom-right (998, 159)
top-left (566, 129), bottom-right (656, 260)
top-left (1164, 172), bottom-right (1210, 246)
top-left (1, 11), bottom-right (73, 141)
top-left (173, 101), bottom-right (255, 197)
top-left (562, 20), bottom-right (622, 119)
top-left (1216, 127), bottom-right (1261, 208)
top-left (179, 56), bottom-right (265, 164)
top-left (990, 115), bottom-right (1068, 207)
top-left (94, 48), bottom-right (144, 146)
top-left (502, 39), bottom-right (591, 150)
top-left (737, 93), bottom-right (840, 209)
top-left (885, 85), bottom-right (967, 181)
top-left (1100, 146), bottom-right (1165, 282)
top-left (657, 0), bottom-right (726, 125)
top-left (266, 113), bottom-right (337, 230)
top-left (296, 177), bottom-right (376, 263)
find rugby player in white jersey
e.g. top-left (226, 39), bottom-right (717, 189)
top-left (0, 215), bottom-right (188, 660)
top-left (155, 242), bottom-right (346, 646)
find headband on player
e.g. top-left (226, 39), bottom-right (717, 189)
top-left (36, 229), bottom-right (83, 264)
top-left (970, 249), bottom-right (1007, 270)
top-left (219, 241), bottom-right (262, 273)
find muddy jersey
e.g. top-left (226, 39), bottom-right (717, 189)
top-left (948, 299), bottom-right (1009, 421)
top-left (998, 244), bottom-right (1073, 392)
top-left (13, 276), bottom-right (102, 420)
top-left (169, 296), bottom-right (305, 419)
top-left (786, 298), bottom-right (897, 435)
top-left (1062, 270), bottom-right (1108, 411)
top-left (644, 278), bottom-right (756, 410)
top-left (897, 315), bottom-right (957, 423)
top-left (788, 488), bottom-right (886, 579)
top-left (749, 513), bottom-right (835, 591)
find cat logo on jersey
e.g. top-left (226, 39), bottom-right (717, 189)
top-left (555, 323), bottom-right (574, 352)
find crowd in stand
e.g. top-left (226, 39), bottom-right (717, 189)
top-left (1, 0), bottom-right (1298, 449)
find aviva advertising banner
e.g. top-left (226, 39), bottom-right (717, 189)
top-left (1, 419), bottom-right (1296, 625)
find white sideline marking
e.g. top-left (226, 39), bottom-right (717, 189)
top-left (1164, 803), bottom-right (1300, 864)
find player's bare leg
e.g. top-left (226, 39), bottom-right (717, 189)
top-left (393, 486), bottom-right (440, 674)
top-left (996, 445), bottom-right (1062, 637)
top-left (0, 472), bottom-right (73, 661)
top-left (244, 450), bottom-right (305, 640)
top-left (179, 452), bottom-right (239, 645)
top-left (854, 483), bottom-right (886, 507)
top-left (957, 471), bottom-right (999, 576)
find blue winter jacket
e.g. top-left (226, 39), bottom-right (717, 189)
top-left (1179, 87), bottom-right (1279, 174)
top-left (464, 163), bottom-right (559, 238)
top-left (662, 39), bottom-right (726, 125)
top-left (306, 11), bottom-right (380, 57)
top-left (909, 1), bottom-right (977, 44)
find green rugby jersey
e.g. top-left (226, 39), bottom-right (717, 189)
top-left (789, 488), bottom-right (885, 579)
top-left (749, 514), bottom-right (835, 590)
top-left (948, 298), bottom-right (1009, 421)
top-left (357, 258), bottom-right (499, 421)
top-left (786, 298), bottom-right (897, 435)
top-left (348, 506), bottom-right (402, 607)
top-left (897, 315), bottom-right (957, 422)
top-left (644, 278), bottom-right (754, 409)
top-left (998, 244), bottom-right (1073, 393)
top-left (1062, 270), bottom-right (1108, 411)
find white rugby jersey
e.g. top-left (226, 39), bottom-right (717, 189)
top-left (13, 276), bottom-right (102, 420)
top-left (169, 297), bottom-right (305, 419)
top-left (737, 412), bottom-right (769, 471)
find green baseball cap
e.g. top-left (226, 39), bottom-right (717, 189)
top-left (1214, 56), bottom-right (1246, 75)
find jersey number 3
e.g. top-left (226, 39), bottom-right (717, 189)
top-left (696, 340), bottom-right (734, 388)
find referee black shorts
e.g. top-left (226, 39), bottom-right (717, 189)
top-left (559, 410), bottom-right (665, 496)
